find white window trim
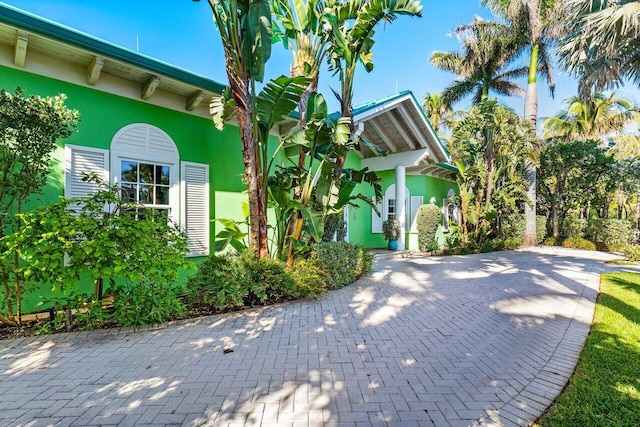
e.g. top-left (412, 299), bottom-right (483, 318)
top-left (110, 124), bottom-right (180, 225)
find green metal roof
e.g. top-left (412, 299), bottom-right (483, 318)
top-left (0, 2), bottom-right (227, 94)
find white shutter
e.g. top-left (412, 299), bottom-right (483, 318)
top-left (372, 200), bottom-right (383, 233)
top-left (410, 196), bottom-right (423, 233)
top-left (181, 161), bottom-right (210, 257)
top-left (65, 144), bottom-right (109, 200)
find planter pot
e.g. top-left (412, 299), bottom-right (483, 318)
top-left (388, 239), bottom-right (398, 251)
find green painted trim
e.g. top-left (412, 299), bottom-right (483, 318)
top-left (0, 2), bottom-right (227, 94)
top-left (436, 162), bottom-right (458, 173)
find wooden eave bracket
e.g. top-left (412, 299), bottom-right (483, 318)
top-left (14, 31), bottom-right (28, 67)
top-left (141, 75), bottom-right (160, 100)
top-left (186, 90), bottom-right (206, 111)
top-left (86, 56), bottom-right (104, 85)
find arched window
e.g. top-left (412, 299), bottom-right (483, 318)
top-left (110, 124), bottom-right (180, 223)
top-left (64, 123), bottom-right (209, 257)
top-left (371, 185), bottom-right (423, 233)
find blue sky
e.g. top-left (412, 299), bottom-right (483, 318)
top-left (3, 0), bottom-right (635, 123)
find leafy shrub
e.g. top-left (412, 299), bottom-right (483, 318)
top-left (382, 219), bottom-right (400, 240)
top-left (109, 281), bottom-right (185, 328)
top-left (585, 219), bottom-right (633, 249)
top-left (416, 204), bottom-right (442, 251)
top-left (536, 215), bottom-right (548, 243)
top-left (503, 238), bottom-right (522, 250)
top-left (187, 250), bottom-right (328, 310)
top-left (501, 214), bottom-right (547, 244)
top-left (322, 213), bottom-right (347, 242)
top-left (621, 244), bottom-right (640, 262)
top-left (480, 239), bottom-right (505, 253)
top-left (312, 242), bottom-right (372, 289)
top-left (562, 218), bottom-right (588, 239)
top-left (186, 254), bottom-right (247, 309)
top-left (562, 237), bottom-right (597, 251)
top-left (2, 177), bottom-right (191, 323)
top-left (502, 214), bottom-right (526, 242)
top-left (544, 236), bottom-right (562, 246)
top-left (236, 250), bottom-right (298, 305)
top-left (288, 259), bottom-right (326, 298)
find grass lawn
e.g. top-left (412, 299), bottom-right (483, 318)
top-left (535, 272), bottom-right (640, 426)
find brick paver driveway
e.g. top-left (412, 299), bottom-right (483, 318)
top-left (0, 247), bottom-right (630, 426)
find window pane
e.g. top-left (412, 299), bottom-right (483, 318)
top-left (121, 161), bottom-right (138, 183)
top-left (121, 184), bottom-right (137, 202)
top-left (156, 165), bottom-right (170, 185)
top-left (140, 185), bottom-right (154, 204)
top-left (139, 163), bottom-right (154, 183)
top-left (156, 186), bottom-right (170, 205)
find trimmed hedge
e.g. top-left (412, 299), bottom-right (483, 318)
top-left (501, 214), bottom-right (547, 244)
top-left (416, 203), bottom-right (442, 251)
top-left (562, 218), bottom-right (634, 248)
top-left (561, 218), bottom-right (588, 239)
top-left (311, 242), bottom-right (372, 290)
top-left (562, 237), bottom-right (597, 251)
top-left (585, 219), bottom-right (634, 249)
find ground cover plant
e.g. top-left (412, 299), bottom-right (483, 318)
top-left (535, 272), bottom-right (640, 426)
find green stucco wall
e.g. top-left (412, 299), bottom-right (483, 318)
top-left (347, 167), bottom-right (457, 249)
top-left (0, 65), bottom-right (254, 311)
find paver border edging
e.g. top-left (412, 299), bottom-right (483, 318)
top-left (484, 249), bottom-right (604, 426)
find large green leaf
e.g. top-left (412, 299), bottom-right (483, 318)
top-left (300, 206), bottom-right (323, 241)
top-left (247, 0), bottom-right (273, 82)
top-left (256, 75), bottom-right (309, 142)
top-left (209, 87), bottom-right (236, 131)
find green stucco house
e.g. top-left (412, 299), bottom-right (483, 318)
top-left (0, 4), bottom-right (457, 265)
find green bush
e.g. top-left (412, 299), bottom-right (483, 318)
top-left (562, 237), bottom-right (597, 251)
top-left (544, 236), bottom-right (562, 246)
top-left (109, 281), bottom-right (185, 328)
top-left (186, 254), bottom-right (247, 309)
top-left (585, 219), bottom-right (634, 249)
top-left (416, 204), bottom-right (442, 251)
top-left (382, 219), bottom-right (400, 240)
top-left (621, 244), bottom-right (640, 262)
top-left (187, 251), bottom-right (328, 310)
top-left (236, 250), bottom-right (298, 305)
top-left (288, 259), bottom-right (327, 298)
top-left (536, 215), bottom-right (548, 243)
top-left (322, 213), bottom-right (347, 242)
top-left (312, 242), bottom-right (372, 290)
top-left (501, 214), bottom-right (547, 244)
top-left (480, 239), bottom-right (505, 253)
top-left (562, 218), bottom-right (588, 239)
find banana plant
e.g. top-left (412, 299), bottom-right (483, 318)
top-left (323, 0), bottom-right (423, 160)
top-left (197, 0), bottom-right (274, 258)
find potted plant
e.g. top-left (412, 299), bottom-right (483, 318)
top-left (382, 218), bottom-right (401, 250)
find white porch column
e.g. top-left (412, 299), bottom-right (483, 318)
top-left (396, 166), bottom-right (406, 250)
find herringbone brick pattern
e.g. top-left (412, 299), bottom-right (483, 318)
top-left (0, 248), bottom-right (625, 426)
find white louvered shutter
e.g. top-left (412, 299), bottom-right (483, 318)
top-left (371, 200), bottom-right (383, 233)
top-left (410, 196), bottom-right (423, 233)
top-left (65, 145), bottom-right (109, 203)
top-left (181, 162), bottom-right (210, 257)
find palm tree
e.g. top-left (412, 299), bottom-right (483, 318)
top-left (558, 0), bottom-right (640, 94)
top-left (482, 0), bottom-right (564, 247)
top-left (543, 92), bottom-right (640, 141)
top-left (324, 0), bottom-right (423, 142)
top-left (430, 18), bottom-right (527, 108)
top-left (196, 0), bottom-right (275, 258)
top-left (422, 91), bottom-right (456, 134)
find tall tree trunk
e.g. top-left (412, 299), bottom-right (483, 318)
top-left (523, 43), bottom-right (540, 247)
top-left (229, 73), bottom-right (269, 258)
